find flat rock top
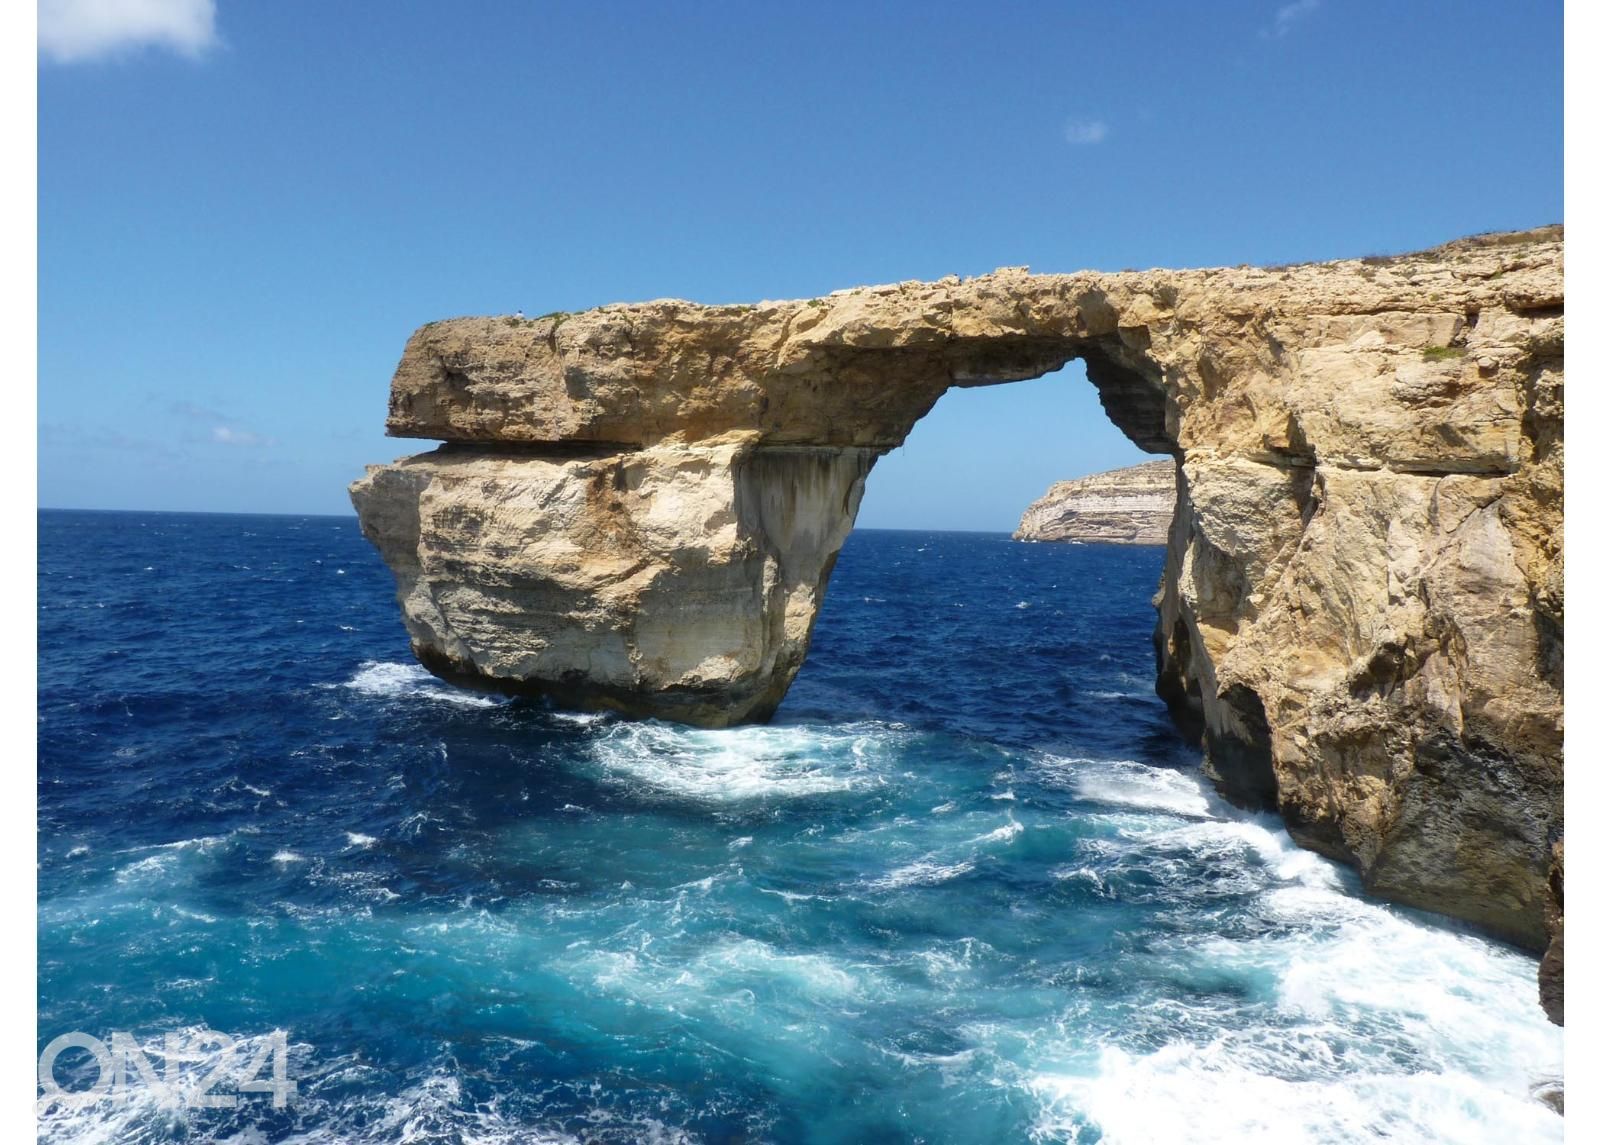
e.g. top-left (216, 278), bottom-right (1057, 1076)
top-left (384, 226), bottom-right (1564, 451)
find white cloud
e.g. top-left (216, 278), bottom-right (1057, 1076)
top-left (39, 0), bottom-right (218, 64)
top-left (210, 425), bottom-right (268, 447)
top-left (1263, 0), bottom-right (1320, 39)
top-left (170, 401), bottom-right (273, 447)
top-left (1064, 119), bottom-right (1109, 146)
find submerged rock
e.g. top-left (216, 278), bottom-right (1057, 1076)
top-left (1013, 460), bottom-right (1174, 545)
top-left (353, 226), bottom-right (1563, 1008)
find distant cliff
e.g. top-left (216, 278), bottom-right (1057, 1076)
top-left (1013, 460), bottom-right (1174, 544)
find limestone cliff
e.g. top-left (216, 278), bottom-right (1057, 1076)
top-left (1014, 460), bottom-right (1174, 544)
top-left (353, 226), bottom-right (1563, 1007)
top-left (350, 440), bottom-right (872, 726)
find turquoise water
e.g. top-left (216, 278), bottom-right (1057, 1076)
top-left (37, 512), bottom-right (1562, 1142)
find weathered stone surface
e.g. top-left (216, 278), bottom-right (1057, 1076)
top-left (1540, 840), bottom-right (1563, 1025)
top-left (354, 226), bottom-right (1563, 1009)
top-left (1014, 460), bottom-right (1174, 544)
top-left (350, 437), bottom-right (875, 726)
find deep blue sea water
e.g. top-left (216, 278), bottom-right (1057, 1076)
top-left (38, 510), bottom-right (1562, 1143)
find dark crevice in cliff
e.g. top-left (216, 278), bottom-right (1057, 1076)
top-left (1204, 683), bottom-right (1280, 812)
top-left (436, 440), bottom-right (644, 458)
top-left (1534, 611), bottom-right (1563, 691)
top-left (1540, 845), bottom-right (1564, 1026)
top-left (1154, 614), bottom-right (1206, 742)
top-left (1386, 460), bottom-right (1519, 478)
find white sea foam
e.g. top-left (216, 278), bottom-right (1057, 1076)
top-left (150, 833), bottom-right (233, 852)
top-left (1040, 756), bottom-right (1215, 818)
top-left (585, 937), bottom-right (870, 1011)
top-left (759, 887), bottom-right (828, 903)
top-left (548, 709), bottom-right (608, 727)
top-left (586, 721), bottom-right (893, 803)
top-left (114, 852), bottom-right (178, 883)
top-left (1015, 788), bottom-right (1562, 1143)
top-left (1105, 816), bottom-right (1341, 891)
top-left (1028, 1034), bottom-right (1562, 1144)
top-left (972, 819), bottom-right (1024, 846)
top-left (169, 905), bottom-right (218, 924)
top-left (870, 858), bottom-right (977, 889)
top-left (37, 1029), bottom-right (325, 1145)
top-left (343, 832), bottom-right (378, 850)
top-left (110, 834), bottom-right (233, 885)
top-left (904, 937), bottom-right (997, 984)
top-left (336, 661), bottom-right (501, 709)
top-left (1050, 864), bottom-right (1110, 895)
top-left (40, 1058), bottom-right (596, 1145)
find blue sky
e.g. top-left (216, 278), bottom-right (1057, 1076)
top-left (38, 1), bottom-right (1562, 527)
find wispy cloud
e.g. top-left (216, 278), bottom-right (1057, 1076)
top-left (1262, 0), bottom-right (1320, 39)
top-left (210, 425), bottom-right (269, 447)
top-left (40, 0), bottom-right (218, 65)
top-left (1063, 119), bottom-right (1110, 146)
top-left (171, 401), bottom-right (275, 448)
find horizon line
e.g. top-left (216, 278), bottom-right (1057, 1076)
top-left (36, 505), bottom-right (1044, 536)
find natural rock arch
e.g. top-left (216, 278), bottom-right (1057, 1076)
top-left (353, 227), bottom-right (1563, 1005)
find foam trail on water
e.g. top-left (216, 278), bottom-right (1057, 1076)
top-left (1039, 756), bottom-right (1216, 818)
top-left (335, 661), bottom-right (502, 709)
top-left (585, 721), bottom-right (897, 803)
top-left (869, 858), bottom-right (977, 889)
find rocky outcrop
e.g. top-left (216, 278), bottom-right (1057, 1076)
top-left (350, 440), bottom-right (873, 726)
top-left (353, 227), bottom-right (1562, 997)
top-left (1014, 460), bottom-right (1174, 544)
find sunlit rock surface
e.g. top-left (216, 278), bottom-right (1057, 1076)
top-left (352, 438), bottom-right (873, 727)
top-left (1014, 460), bottom-right (1174, 545)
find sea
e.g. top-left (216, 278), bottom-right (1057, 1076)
top-left (37, 509), bottom-right (1563, 1144)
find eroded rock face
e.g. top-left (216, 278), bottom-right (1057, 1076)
top-left (1540, 840), bottom-right (1563, 1025)
top-left (354, 227), bottom-right (1562, 996)
top-left (1014, 460), bottom-right (1174, 545)
top-left (350, 438), bottom-right (875, 726)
